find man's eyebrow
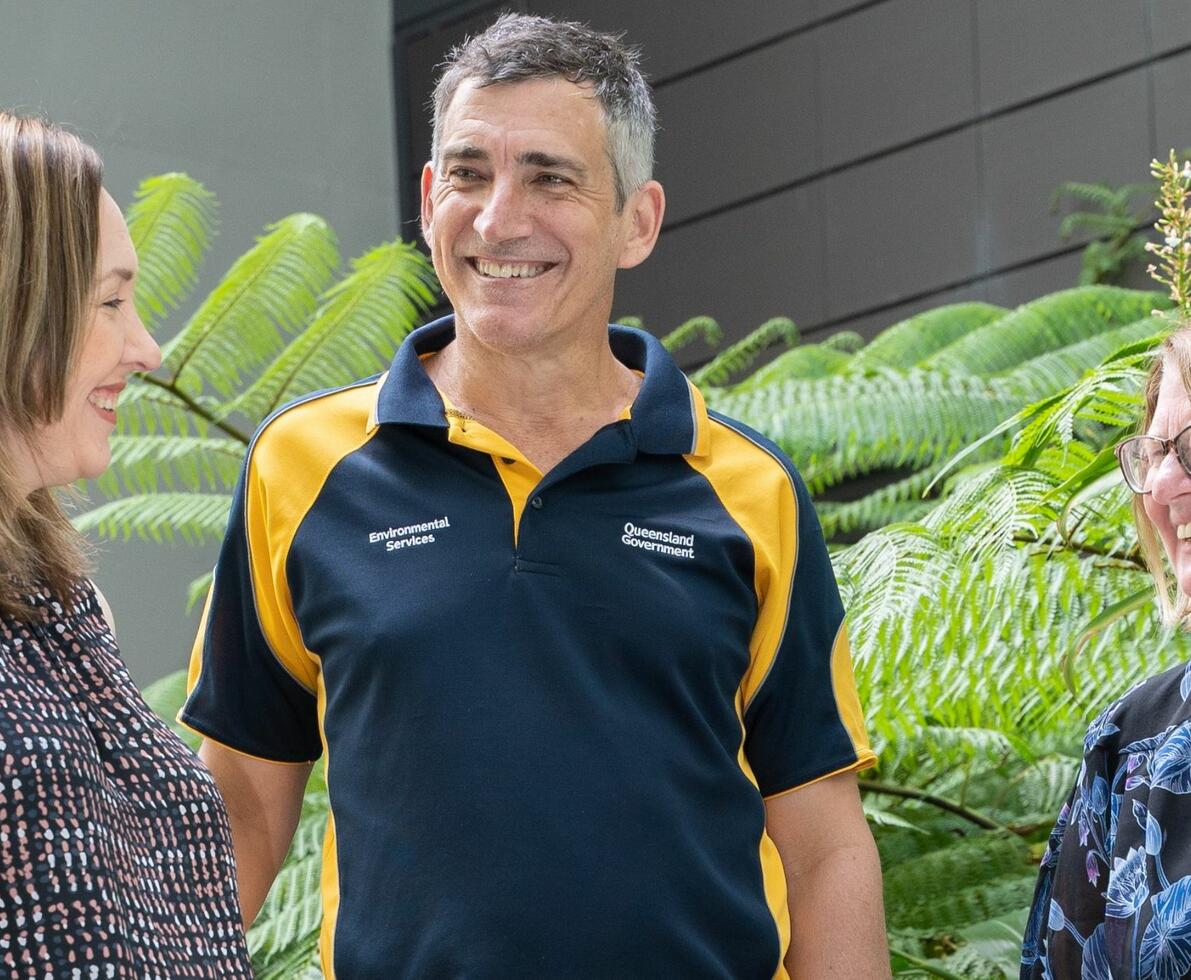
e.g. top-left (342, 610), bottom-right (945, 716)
top-left (440, 143), bottom-right (489, 164)
top-left (518, 150), bottom-right (586, 175)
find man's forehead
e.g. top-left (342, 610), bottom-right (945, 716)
top-left (441, 76), bottom-right (602, 127)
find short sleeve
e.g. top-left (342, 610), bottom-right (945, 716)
top-left (742, 466), bottom-right (876, 797)
top-left (179, 452), bottom-right (322, 764)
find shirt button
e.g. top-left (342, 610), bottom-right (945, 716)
top-left (530, 496), bottom-right (543, 510)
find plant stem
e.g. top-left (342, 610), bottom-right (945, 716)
top-left (859, 779), bottom-right (1010, 833)
top-left (887, 945), bottom-right (972, 980)
top-left (139, 373), bottom-right (252, 444)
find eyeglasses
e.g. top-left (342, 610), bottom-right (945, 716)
top-left (1116, 422), bottom-right (1191, 494)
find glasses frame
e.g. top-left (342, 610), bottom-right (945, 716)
top-left (1116, 421), bottom-right (1191, 494)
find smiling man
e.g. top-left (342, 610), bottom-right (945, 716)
top-left (182, 14), bottom-right (888, 979)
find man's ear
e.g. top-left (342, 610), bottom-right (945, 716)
top-left (420, 161), bottom-right (435, 241)
top-left (617, 180), bottom-right (665, 270)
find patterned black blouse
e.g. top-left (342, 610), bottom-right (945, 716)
top-left (0, 579), bottom-right (253, 977)
top-left (1022, 660), bottom-right (1191, 979)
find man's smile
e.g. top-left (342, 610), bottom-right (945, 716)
top-left (467, 257), bottom-right (556, 279)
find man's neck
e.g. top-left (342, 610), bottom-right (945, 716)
top-left (424, 323), bottom-right (641, 473)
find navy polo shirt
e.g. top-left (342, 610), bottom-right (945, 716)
top-left (182, 316), bottom-right (875, 979)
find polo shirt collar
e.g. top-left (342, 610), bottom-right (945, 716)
top-left (371, 314), bottom-right (710, 457)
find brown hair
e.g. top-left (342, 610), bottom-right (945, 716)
top-left (1133, 326), bottom-right (1191, 625)
top-left (0, 111), bottom-right (103, 616)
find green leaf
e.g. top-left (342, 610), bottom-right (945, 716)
top-left (160, 213), bottom-right (340, 400)
top-left (74, 492), bottom-right (231, 545)
top-left (125, 173), bottom-right (218, 332)
top-left (233, 239), bottom-right (438, 423)
top-left (659, 315), bottom-right (722, 355)
top-left (689, 317), bottom-right (797, 388)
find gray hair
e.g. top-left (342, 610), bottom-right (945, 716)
top-left (430, 13), bottom-right (656, 210)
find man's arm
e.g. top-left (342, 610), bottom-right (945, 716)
top-left (200, 738), bottom-right (312, 928)
top-left (765, 770), bottom-right (890, 979)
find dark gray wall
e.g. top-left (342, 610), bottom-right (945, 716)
top-left (395, 0), bottom-right (1191, 356)
top-left (1, 0), bottom-right (398, 684)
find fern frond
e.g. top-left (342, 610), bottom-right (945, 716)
top-left (997, 315), bottom-right (1164, 401)
top-left (73, 492), bottom-right (230, 545)
top-left (1051, 181), bottom-right (1151, 214)
top-left (821, 330), bottom-right (864, 353)
top-left (689, 317), bottom-right (797, 388)
top-left (187, 570), bottom-right (213, 614)
top-left (159, 214), bottom-right (340, 401)
top-left (233, 239), bottom-right (438, 423)
top-left (924, 465), bottom-right (1058, 561)
top-left (715, 371), bottom-right (1022, 492)
top-left (112, 378), bottom-right (210, 438)
top-left (731, 342), bottom-right (851, 389)
top-left (97, 435), bottom-right (243, 497)
top-left (923, 287), bottom-right (1167, 377)
top-left (818, 467), bottom-right (945, 540)
top-left (846, 303), bottom-right (1007, 373)
top-left (125, 173), bottom-right (217, 332)
top-left (659, 316), bottom-right (722, 355)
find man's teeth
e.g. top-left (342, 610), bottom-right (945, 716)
top-left (88, 391), bottom-right (117, 412)
top-left (474, 259), bottom-right (548, 279)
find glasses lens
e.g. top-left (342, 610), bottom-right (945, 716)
top-left (1175, 427), bottom-right (1191, 481)
top-left (1118, 437), bottom-right (1162, 493)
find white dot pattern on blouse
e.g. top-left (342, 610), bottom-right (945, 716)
top-left (0, 581), bottom-right (252, 977)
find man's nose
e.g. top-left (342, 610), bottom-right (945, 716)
top-left (473, 178), bottom-right (533, 244)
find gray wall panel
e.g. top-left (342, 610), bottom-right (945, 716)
top-left (2, 0), bottom-right (397, 684)
top-left (817, 0), bottom-right (975, 168)
top-left (981, 69), bottom-right (1151, 271)
top-left (654, 34), bottom-right (818, 225)
top-left (614, 183), bottom-right (827, 362)
top-left (983, 252), bottom-right (1084, 309)
top-left (823, 130), bottom-right (980, 318)
top-left (1150, 0), bottom-right (1191, 56)
top-left (1154, 51), bottom-right (1191, 159)
top-left (530, 0), bottom-right (817, 81)
top-left (976, 0), bottom-right (1149, 112)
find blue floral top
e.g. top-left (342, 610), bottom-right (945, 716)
top-left (1022, 660), bottom-right (1191, 979)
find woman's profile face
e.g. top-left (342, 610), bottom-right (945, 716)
top-left (18, 190), bottom-right (161, 492)
top-left (1143, 362), bottom-right (1191, 597)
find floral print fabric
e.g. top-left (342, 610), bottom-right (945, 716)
top-left (1023, 660), bottom-right (1191, 979)
top-left (0, 580), bottom-right (252, 977)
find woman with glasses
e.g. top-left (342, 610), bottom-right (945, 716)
top-left (1021, 328), bottom-right (1191, 978)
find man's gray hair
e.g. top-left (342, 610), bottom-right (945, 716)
top-left (430, 13), bottom-right (656, 210)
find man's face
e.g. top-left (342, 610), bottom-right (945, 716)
top-left (421, 77), bottom-right (652, 357)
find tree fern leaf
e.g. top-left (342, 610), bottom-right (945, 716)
top-left (659, 315), bottom-right (721, 355)
top-left (97, 435), bottom-right (244, 497)
top-left (73, 493), bottom-right (231, 545)
top-left (923, 287), bottom-right (1168, 377)
top-left (112, 379), bottom-right (210, 437)
top-left (187, 570), bottom-right (214, 614)
top-left (847, 303), bottom-right (1007, 373)
top-left (689, 317), bottom-right (797, 388)
top-left (821, 329), bottom-right (865, 353)
top-left (731, 342), bottom-right (852, 389)
top-left (233, 239), bottom-right (438, 423)
top-left (159, 214), bottom-right (340, 400)
top-left (125, 173), bottom-right (217, 332)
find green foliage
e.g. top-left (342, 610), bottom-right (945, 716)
top-left (1051, 180), bottom-right (1153, 285)
top-left (687, 316), bottom-right (798, 387)
top-left (125, 173), bottom-right (218, 332)
top-left (658, 315), bottom-right (722, 355)
top-left (77, 174), bottom-right (437, 564)
top-left (846, 303), bottom-right (1006, 373)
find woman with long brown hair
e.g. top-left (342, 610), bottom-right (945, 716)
top-left (0, 111), bottom-right (253, 976)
